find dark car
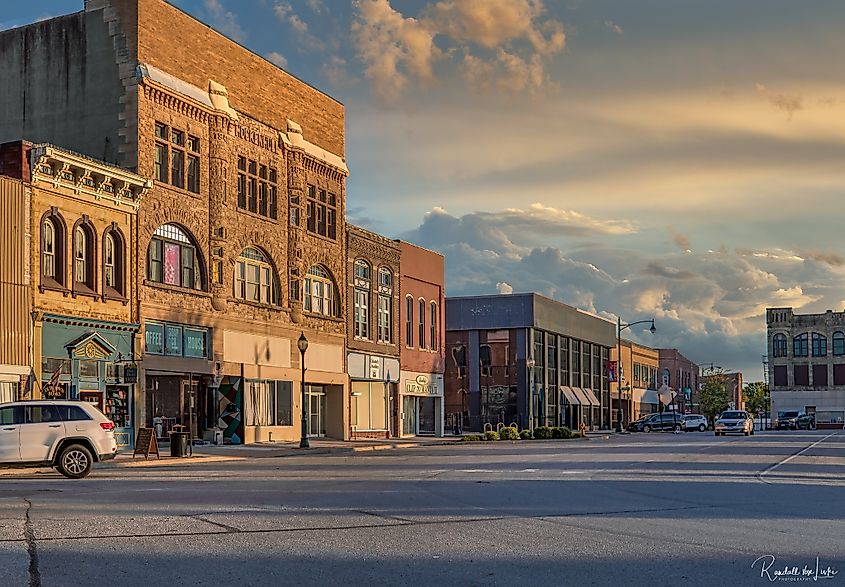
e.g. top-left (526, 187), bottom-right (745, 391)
top-left (628, 412), bottom-right (684, 432)
top-left (775, 410), bottom-right (804, 430)
top-left (796, 413), bottom-right (815, 430)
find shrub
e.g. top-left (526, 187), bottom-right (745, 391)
top-left (462, 434), bottom-right (483, 442)
top-left (571, 432), bottom-right (582, 439)
top-left (533, 426), bottom-right (552, 439)
top-left (551, 427), bottom-right (564, 439)
top-left (498, 427), bottom-right (519, 440)
top-left (519, 429), bottom-right (533, 440)
top-left (484, 430), bottom-right (500, 441)
top-left (560, 427), bottom-right (573, 439)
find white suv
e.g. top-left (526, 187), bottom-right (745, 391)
top-left (0, 400), bottom-right (118, 478)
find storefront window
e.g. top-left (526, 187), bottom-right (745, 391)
top-left (244, 380), bottom-right (292, 426)
top-left (105, 386), bottom-right (130, 428)
top-left (352, 381), bottom-right (388, 431)
top-left (145, 323), bottom-right (164, 354)
top-left (184, 328), bottom-right (207, 358)
top-left (165, 324), bottom-right (183, 356)
top-left (79, 361), bottom-right (99, 378)
top-left (146, 321), bottom-right (209, 359)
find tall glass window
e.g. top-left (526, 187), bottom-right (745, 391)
top-left (405, 296), bottom-right (413, 347)
top-left (147, 224), bottom-right (202, 290)
top-left (833, 332), bottom-right (845, 356)
top-left (812, 332), bottom-right (827, 357)
top-left (772, 333), bottom-right (787, 357)
top-left (793, 333), bottom-right (809, 357)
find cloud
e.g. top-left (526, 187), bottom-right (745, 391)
top-left (306, 0), bottom-right (324, 13)
top-left (322, 55), bottom-right (355, 87)
top-left (274, 1), bottom-right (324, 50)
top-left (352, 0), bottom-right (565, 103)
top-left (604, 20), bottom-right (624, 34)
top-left (755, 83), bottom-right (803, 119)
top-left (796, 250), bottom-right (845, 267)
top-left (265, 51), bottom-right (288, 68)
top-left (496, 282), bottom-right (514, 294)
top-left (672, 230), bottom-right (691, 252)
top-left (205, 0), bottom-right (246, 42)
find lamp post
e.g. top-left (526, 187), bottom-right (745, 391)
top-left (297, 332), bottom-right (310, 449)
top-left (526, 357), bottom-right (536, 430)
top-left (616, 317), bottom-right (656, 432)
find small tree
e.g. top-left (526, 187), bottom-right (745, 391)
top-left (700, 371), bottom-right (731, 421)
top-left (743, 381), bottom-right (768, 416)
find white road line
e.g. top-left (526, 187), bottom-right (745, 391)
top-left (757, 432), bottom-right (838, 484)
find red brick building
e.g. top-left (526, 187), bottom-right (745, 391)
top-left (398, 242), bottom-right (445, 436)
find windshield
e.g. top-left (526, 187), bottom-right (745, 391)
top-left (720, 411), bottom-right (746, 419)
top-left (778, 411), bottom-right (800, 418)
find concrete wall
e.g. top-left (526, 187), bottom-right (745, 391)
top-left (0, 12), bottom-right (127, 165)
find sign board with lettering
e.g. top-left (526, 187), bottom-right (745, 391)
top-left (133, 428), bottom-right (160, 459)
top-left (402, 372), bottom-right (443, 396)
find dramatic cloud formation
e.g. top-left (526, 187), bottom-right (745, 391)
top-left (204, 0), bottom-right (245, 42)
top-left (352, 0), bottom-right (565, 103)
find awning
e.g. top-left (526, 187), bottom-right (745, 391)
top-left (571, 387), bottom-right (596, 407)
top-left (639, 389), bottom-right (660, 406)
top-left (559, 386), bottom-right (580, 405)
top-left (580, 387), bottom-right (600, 406)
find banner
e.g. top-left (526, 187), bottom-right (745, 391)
top-left (607, 360), bottom-right (618, 382)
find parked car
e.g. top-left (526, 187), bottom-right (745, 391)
top-left (0, 401), bottom-right (117, 478)
top-left (682, 414), bottom-right (708, 432)
top-left (796, 413), bottom-right (816, 430)
top-left (775, 410), bottom-right (804, 430)
top-left (714, 410), bottom-right (754, 436)
top-left (628, 412), bottom-right (684, 432)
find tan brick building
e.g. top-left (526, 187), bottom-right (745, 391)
top-left (611, 339), bottom-right (660, 425)
top-left (1, 0), bottom-right (351, 443)
top-left (346, 226), bottom-right (401, 439)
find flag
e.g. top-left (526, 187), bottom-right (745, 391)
top-left (47, 362), bottom-right (63, 388)
top-left (607, 360), bottom-right (618, 382)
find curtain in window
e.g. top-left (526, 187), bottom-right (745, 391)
top-left (246, 381), bottom-right (272, 426)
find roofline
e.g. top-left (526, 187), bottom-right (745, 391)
top-left (395, 239), bottom-right (445, 259)
top-left (157, 0), bottom-right (344, 107)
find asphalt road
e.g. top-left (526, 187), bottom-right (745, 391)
top-left (1, 430), bottom-right (843, 586)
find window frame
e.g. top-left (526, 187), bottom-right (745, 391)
top-left (40, 211), bottom-right (67, 289)
top-left (772, 333), bottom-right (788, 358)
top-left (812, 332), bottom-right (827, 357)
top-left (154, 122), bottom-right (200, 193)
top-left (305, 183), bottom-right (338, 240)
top-left (793, 333), bottom-right (809, 358)
top-left (147, 224), bottom-right (203, 291)
top-left (303, 265), bottom-right (339, 318)
top-left (418, 298), bottom-right (426, 350)
top-left (234, 247), bottom-right (280, 306)
top-left (237, 156), bottom-right (278, 220)
top-left (833, 332), bottom-right (845, 356)
top-left (102, 228), bottom-right (126, 297)
top-left (429, 301), bottom-right (438, 351)
top-left (405, 295), bottom-right (414, 348)
top-left (72, 220), bottom-right (96, 292)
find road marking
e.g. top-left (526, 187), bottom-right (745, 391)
top-left (757, 432), bottom-right (838, 484)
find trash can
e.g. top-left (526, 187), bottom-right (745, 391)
top-left (213, 429), bottom-right (223, 446)
top-left (170, 431), bottom-right (189, 457)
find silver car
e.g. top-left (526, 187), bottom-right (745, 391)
top-left (714, 410), bottom-right (754, 436)
top-left (682, 414), bottom-right (708, 432)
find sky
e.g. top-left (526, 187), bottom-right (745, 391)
top-left (6, 1), bottom-right (845, 380)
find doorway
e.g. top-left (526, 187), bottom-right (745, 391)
top-left (402, 395), bottom-right (417, 436)
top-left (307, 385), bottom-right (327, 437)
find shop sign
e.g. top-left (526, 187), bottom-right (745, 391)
top-left (184, 328), bottom-right (207, 358)
top-left (124, 364), bottom-right (138, 384)
top-left (146, 323), bottom-right (164, 354)
top-left (165, 324), bottom-right (183, 356)
top-left (42, 385), bottom-right (66, 399)
top-left (369, 356), bottom-right (381, 379)
top-left (405, 374), bottom-right (440, 396)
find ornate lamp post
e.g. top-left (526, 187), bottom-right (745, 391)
top-left (526, 357), bottom-right (536, 430)
top-left (298, 332), bottom-right (310, 449)
top-left (616, 318), bottom-right (656, 432)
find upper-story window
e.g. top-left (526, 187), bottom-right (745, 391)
top-left (793, 333), bottom-right (809, 357)
top-left (155, 122), bottom-right (200, 193)
top-left (41, 212), bottom-right (66, 288)
top-left (772, 333), bottom-right (787, 358)
top-left (834, 332), bottom-right (845, 356)
top-left (234, 247), bottom-right (279, 306)
top-left (812, 333), bottom-right (827, 357)
top-left (237, 156), bottom-right (277, 219)
top-left (147, 224), bottom-right (203, 290)
top-left (304, 265), bottom-right (339, 317)
top-left (73, 221), bottom-right (96, 291)
top-left (405, 295), bottom-right (414, 347)
top-left (377, 268), bottom-right (393, 344)
top-left (430, 301), bottom-right (438, 351)
top-left (102, 228), bottom-right (125, 297)
top-left (305, 184), bottom-right (337, 240)
top-left (418, 298), bottom-right (426, 349)
top-left (353, 260), bottom-right (370, 339)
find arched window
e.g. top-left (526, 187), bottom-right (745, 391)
top-left (772, 333), bottom-right (787, 358)
top-left (304, 265), bottom-right (339, 317)
top-left (793, 333), bottom-right (809, 357)
top-left (354, 260), bottom-right (371, 339)
top-left (418, 298), bottom-right (426, 349)
top-left (430, 301), bottom-right (438, 351)
top-left (103, 228), bottom-right (125, 296)
top-left (405, 295), bottom-right (414, 347)
top-left (812, 332), bottom-right (827, 357)
top-left (834, 332), bottom-right (845, 356)
top-left (40, 211), bottom-right (67, 288)
top-left (234, 247), bottom-right (279, 305)
top-left (73, 221), bottom-right (96, 290)
top-left (147, 224), bottom-right (203, 290)
top-left (377, 267), bottom-right (393, 344)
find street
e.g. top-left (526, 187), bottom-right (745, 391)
top-left (1, 430), bottom-right (843, 586)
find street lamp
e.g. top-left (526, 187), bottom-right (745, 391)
top-left (297, 332), bottom-right (310, 449)
top-left (526, 357), bottom-right (536, 431)
top-left (616, 317), bottom-right (656, 432)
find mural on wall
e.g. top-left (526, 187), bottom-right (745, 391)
top-left (217, 377), bottom-right (243, 444)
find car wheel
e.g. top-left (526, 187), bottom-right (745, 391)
top-left (56, 444), bottom-right (93, 479)
top-left (643, 425), bottom-right (651, 433)
top-left (698, 424), bottom-right (706, 432)
top-left (673, 424), bottom-right (681, 432)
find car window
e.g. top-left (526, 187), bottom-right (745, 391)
top-left (58, 405), bottom-right (92, 422)
top-left (720, 411), bottom-right (745, 419)
top-left (25, 405), bottom-right (63, 424)
top-left (0, 406), bottom-right (18, 425)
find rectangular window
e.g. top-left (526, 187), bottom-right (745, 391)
top-left (773, 364), bottom-right (787, 386)
top-left (235, 158), bottom-right (278, 219)
top-left (834, 364), bottom-right (845, 386)
top-left (305, 185), bottom-right (338, 239)
top-left (269, 184), bottom-right (277, 220)
top-left (405, 297), bottom-right (413, 347)
top-left (327, 207), bottom-right (336, 240)
top-left (247, 263), bottom-right (260, 302)
top-left (812, 364), bottom-right (828, 387)
top-left (171, 146), bottom-right (183, 187)
top-left (793, 364), bottom-right (809, 386)
top-left (163, 242), bottom-right (180, 286)
top-left (378, 295), bottom-right (391, 343)
top-left (430, 302), bottom-right (437, 351)
top-left (145, 322), bottom-right (164, 354)
top-left (187, 154), bottom-right (200, 193)
top-left (559, 337), bottom-right (569, 387)
top-left (164, 324), bottom-right (183, 356)
top-left (237, 173), bottom-right (246, 209)
top-left (155, 143), bottom-right (168, 183)
top-left (258, 181), bottom-right (267, 216)
top-left (248, 176), bottom-right (257, 212)
top-left (183, 328), bottom-right (208, 358)
top-left (354, 289), bottom-right (369, 339)
top-left (181, 247), bottom-right (195, 289)
top-left (571, 340), bottom-right (580, 387)
top-left (418, 299), bottom-right (426, 349)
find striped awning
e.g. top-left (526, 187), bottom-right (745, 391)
top-left (578, 387), bottom-right (600, 407)
top-left (559, 386), bottom-right (580, 405)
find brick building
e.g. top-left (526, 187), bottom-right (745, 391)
top-left (1, 0), bottom-right (351, 443)
top-left (1, 141), bottom-right (151, 448)
top-left (767, 307), bottom-right (845, 429)
top-left (611, 340), bottom-right (659, 426)
top-left (398, 242), bottom-right (445, 436)
top-left (346, 226), bottom-right (400, 439)
top-left (657, 349), bottom-right (699, 413)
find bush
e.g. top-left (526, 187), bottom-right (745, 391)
top-left (519, 429), bottom-right (533, 440)
top-left (533, 426), bottom-right (552, 439)
top-left (498, 427), bottom-right (519, 440)
top-left (551, 427), bottom-right (564, 439)
top-left (560, 427), bottom-right (573, 439)
top-left (462, 434), bottom-right (483, 442)
top-left (484, 430), bottom-right (500, 441)
top-left (571, 432), bottom-right (582, 439)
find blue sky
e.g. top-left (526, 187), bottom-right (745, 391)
top-left (7, 1), bottom-right (845, 379)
